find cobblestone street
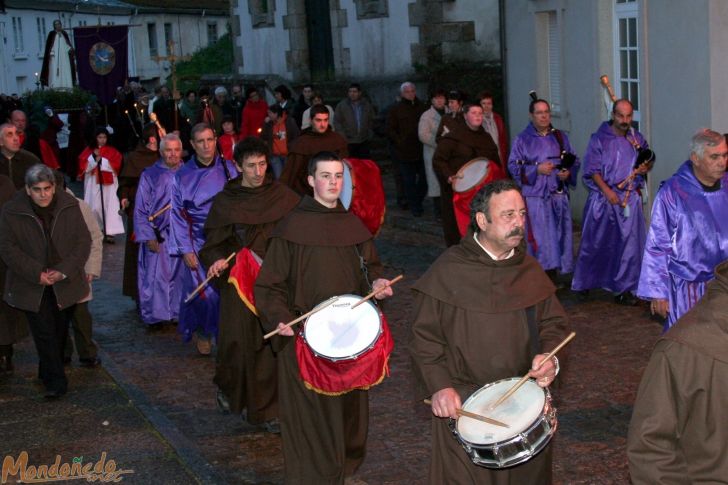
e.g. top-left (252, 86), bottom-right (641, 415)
top-left (0, 178), bottom-right (662, 484)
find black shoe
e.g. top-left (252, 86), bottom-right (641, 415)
top-left (262, 418), bottom-right (281, 434)
top-left (0, 355), bottom-right (13, 375)
top-left (216, 390), bottom-right (231, 414)
top-left (63, 356), bottom-right (72, 365)
top-left (614, 292), bottom-right (638, 306)
top-left (44, 388), bottom-right (66, 400)
top-left (80, 357), bottom-right (101, 368)
top-left (575, 290), bottom-right (590, 302)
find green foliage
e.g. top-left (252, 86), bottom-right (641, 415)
top-left (22, 88), bottom-right (96, 130)
top-left (175, 32), bottom-right (234, 92)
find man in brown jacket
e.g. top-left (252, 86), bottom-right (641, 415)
top-left (279, 104), bottom-right (348, 196)
top-left (0, 164), bottom-right (91, 398)
top-left (433, 102), bottom-right (502, 246)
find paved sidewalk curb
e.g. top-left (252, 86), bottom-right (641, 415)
top-left (96, 346), bottom-right (234, 485)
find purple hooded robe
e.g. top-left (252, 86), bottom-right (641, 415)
top-left (637, 161), bottom-right (728, 331)
top-left (168, 155), bottom-right (237, 340)
top-left (134, 160), bottom-right (184, 324)
top-left (572, 121), bottom-right (649, 294)
top-left (508, 123), bottom-right (580, 273)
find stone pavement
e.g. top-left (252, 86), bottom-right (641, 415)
top-left (0, 171), bottom-right (664, 484)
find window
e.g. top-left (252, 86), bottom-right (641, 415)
top-left (248, 0), bottom-right (275, 28)
top-left (148, 23), bottom-right (158, 57)
top-left (36, 18), bottom-right (47, 53)
top-left (12, 17), bottom-right (23, 53)
top-left (354, 0), bottom-right (388, 19)
top-left (207, 22), bottom-right (218, 44)
top-left (534, 11), bottom-right (562, 114)
top-left (164, 23), bottom-right (173, 54)
top-left (614, 0), bottom-right (640, 128)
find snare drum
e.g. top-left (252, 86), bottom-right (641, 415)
top-left (449, 377), bottom-right (557, 469)
top-left (296, 294), bottom-right (394, 395)
top-left (340, 159), bottom-right (386, 236)
top-left (452, 158), bottom-right (505, 236)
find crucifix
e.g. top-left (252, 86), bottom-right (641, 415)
top-left (153, 40), bottom-right (191, 131)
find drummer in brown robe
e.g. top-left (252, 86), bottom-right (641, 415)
top-left (410, 178), bottom-right (569, 484)
top-left (255, 151), bottom-right (394, 483)
top-left (200, 137), bottom-right (299, 429)
top-left (279, 104), bottom-right (348, 196)
top-left (433, 102), bottom-right (502, 247)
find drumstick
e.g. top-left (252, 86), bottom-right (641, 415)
top-left (423, 399), bottom-right (509, 428)
top-left (263, 296), bottom-right (339, 340)
top-left (183, 252), bottom-right (236, 303)
top-left (148, 204), bottom-right (171, 222)
top-left (350, 274), bottom-right (404, 309)
top-left (489, 331), bottom-right (576, 410)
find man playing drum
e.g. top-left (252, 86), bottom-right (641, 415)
top-left (433, 102), bottom-right (502, 247)
top-left (410, 179), bottom-right (570, 484)
top-left (255, 151), bottom-right (394, 484)
top-left (200, 137), bottom-right (300, 429)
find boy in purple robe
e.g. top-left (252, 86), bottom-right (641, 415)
top-left (168, 123), bottom-right (237, 354)
top-left (571, 99), bottom-right (654, 304)
top-left (637, 128), bottom-right (728, 331)
top-left (134, 134), bottom-right (185, 325)
top-left (508, 98), bottom-right (579, 278)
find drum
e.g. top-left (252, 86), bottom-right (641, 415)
top-left (452, 158), bottom-right (505, 236)
top-left (340, 159), bottom-right (386, 236)
top-left (449, 377), bottom-right (557, 469)
top-left (296, 294), bottom-right (394, 395)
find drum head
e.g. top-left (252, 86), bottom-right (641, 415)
top-left (339, 161), bottom-right (353, 209)
top-left (453, 159), bottom-right (489, 193)
top-left (457, 378), bottom-right (546, 445)
top-left (304, 294), bottom-right (381, 360)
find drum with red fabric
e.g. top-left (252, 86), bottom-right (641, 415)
top-left (452, 158), bottom-right (505, 236)
top-left (340, 158), bottom-right (386, 236)
top-left (296, 294), bottom-right (394, 395)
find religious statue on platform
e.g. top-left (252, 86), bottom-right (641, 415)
top-left (40, 20), bottom-right (77, 89)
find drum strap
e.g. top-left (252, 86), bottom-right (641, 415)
top-left (525, 305), bottom-right (539, 360)
top-left (354, 244), bottom-right (373, 293)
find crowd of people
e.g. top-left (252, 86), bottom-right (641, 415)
top-left (1, 75), bottom-right (728, 484)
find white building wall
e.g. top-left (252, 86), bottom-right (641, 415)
top-left (338, 0), bottom-right (416, 78)
top-left (442, 0), bottom-right (500, 62)
top-left (0, 9), bottom-right (129, 95)
top-left (132, 13), bottom-right (229, 84)
top-left (235, 3), bottom-right (291, 77)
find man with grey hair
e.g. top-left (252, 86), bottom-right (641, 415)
top-left (637, 128), bottom-right (728, 331)
top-left (0, 164), bottom-right (91, 398)
top-left (134, 134), bottom-right (185, 326)
top-left (0, 122), bottom-right (40, 189)
top-left (387, 81), bottom-right (428, 216)
top-left (410, 178), bottom-right (569, 483)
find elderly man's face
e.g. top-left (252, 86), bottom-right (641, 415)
top-left (10, 111), bottom-right (27, 132)
top-left (530, 101), bottom-right (551, 132)
top-left (161, 139), bottom-right (183, 168)
top-left (612, 101), bottom-right (634, 134)
top-left (476, 190), bottom-right (526, 255)
top-left (401, 85), bottom-right (416, 101)
top-left (691, 140), bottom-right (728, 186)
top-left (0, 126), bottom-right (22, 155)
top-left (26, 181), bottom-right (56, 208)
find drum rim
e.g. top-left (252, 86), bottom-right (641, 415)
top-left (453, 157), bottom-right (491, 193)
top-left (454, 377), bottom-right (551, 446)
top-left (302, 293), bottom-right (383, 361)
